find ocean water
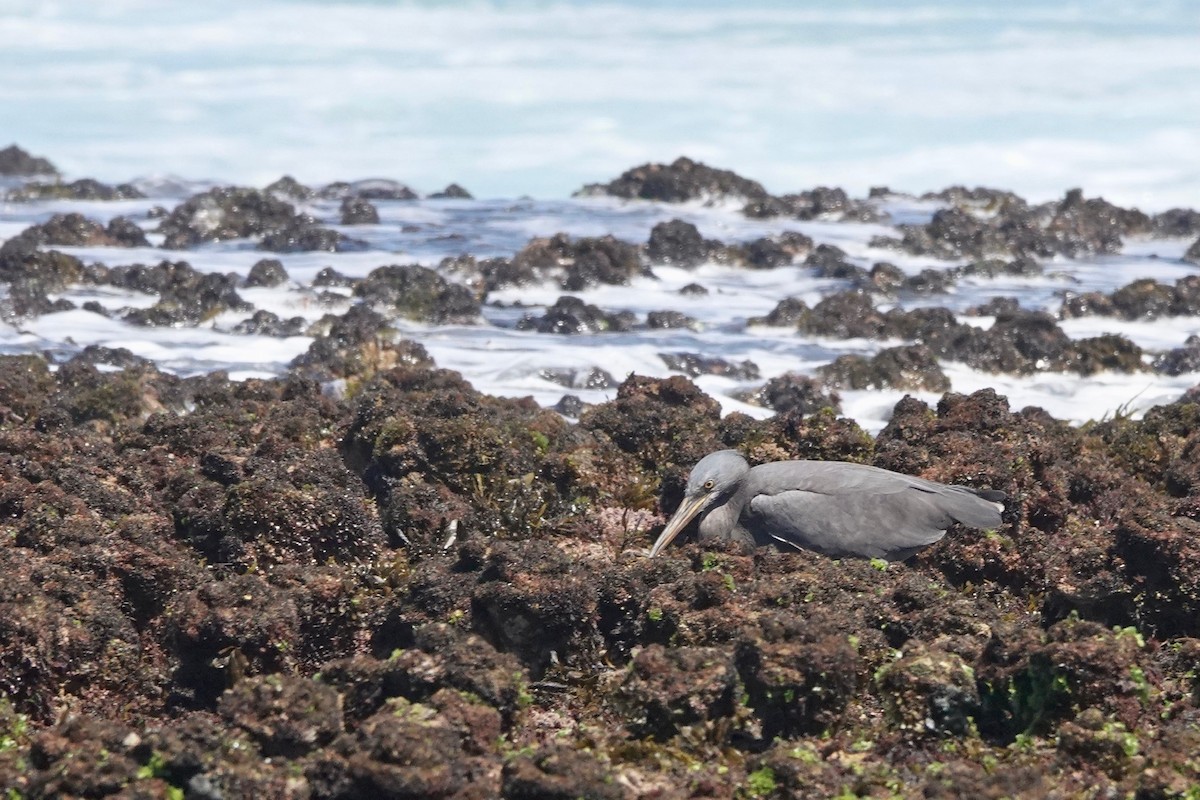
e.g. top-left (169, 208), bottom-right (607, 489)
top-left (2, 1), bottom-right (1199, 434)
top-left (1, 0), bottom-right (1197, 206)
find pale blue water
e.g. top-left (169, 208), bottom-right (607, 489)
top-left (1, 0), bottom-right (1197, 206)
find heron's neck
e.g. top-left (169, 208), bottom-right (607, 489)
top-left (698, 487), bottom-right (752, 544)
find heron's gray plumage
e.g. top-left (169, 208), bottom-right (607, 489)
top-left (649, 450), bottom-right (1004, 561)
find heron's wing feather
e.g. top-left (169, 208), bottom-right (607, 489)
top-left (747, 489), bottom-right (953, 559)
top-left (744, 461), bottom-right (1003, 560)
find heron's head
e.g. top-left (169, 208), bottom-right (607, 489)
top-left (649, 450), bottom-right (749, 557)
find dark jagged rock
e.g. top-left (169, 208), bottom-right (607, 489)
top-left (516, 296), bottom-right (635, 334)
top-left (0, 143), bottom-right (57, 176)
top-left (743, 185), bottom-right (880, 222)
top-left (158, 186), bottom-right (303, 248)
top-left (1152, 208), bottom-right (1200, 238)
top-left (659, 352), bottom-right (759, 380)
top-left (645, 218), bottom-right (707, 268)
top-left (263, 175), bottom-right (314, 201)
top-left (339, 196), bottom-right (380, 225)
top-left (578, 156), bottom-right (770, 203)
top-left (645, 310), bottom-right (699, 330)
top-left (679, 281), bottom-right (708, 296)
top-left (1154, 335), bottom-right (1200, 376)
top-left (883, 189), bottom-right (1154, 261)
top-left (509, 233), bottom-right (648, 291)
top-left (818, 345), bottom-right (951, 392)
top-left (259, 222), bottom-right (363, 253)
top-left (1062, 276), bottom-right (1200, 320)
top-left (430, 183), bottom-right (473, 199)
top-left (805, 243), bottom-right (863, 280)
top-left (291, 304), bottom-right (432, 381)
top-left (1182, 236), bottom-right (1200, 266)
top-left (7, 178), bottom-right (145, 201)
top-left (353, 264), bottom-right (479, 324)
top-left (231, 310), bottom-right (307, 337)
top-left (245, 257), bottom-right (289, 287)
top-left (18, 212), bottom-right (149, 248)
top-left (312, 266), bottom-right (355, 287)
top-left (538, 367), bottom-right (616, 390)
top-left (736, 373), bottom-right (841, 415)
top-left (101, 260), bottom-right (251, 326)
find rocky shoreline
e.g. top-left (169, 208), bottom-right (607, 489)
top-left (2, 146), bottom-right (1200, 797)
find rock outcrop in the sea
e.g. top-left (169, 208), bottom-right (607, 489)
top-left (577, 156), bottom-right (771, 203)
top-left (515, 295), bottom-right (635, 334)
top-left (6, 177), bottom-right (146, 201)
top-left (0, 143), bottom-right (58, 176)
top-left (754, 291), bottom-right (1148, 377)
top-left (158, 186), bottom-right (359, 251)
top-left (1062, 276), bottom-right (1200, 320)
top-left (14, 212), bottom-right (150, 248)
top-left (353, 264), bottom-right (480, 324)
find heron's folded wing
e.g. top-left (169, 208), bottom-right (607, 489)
top-left (747, 486), bottom-right (958, 559)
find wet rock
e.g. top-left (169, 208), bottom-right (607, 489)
top-left (7, 178), bottom-right (145, 201)
top-left (345, 178), bottom-right (419, 200)
top-left (1153, 335), bottom-right (1200, 376)
top-left (552, 394), bottom-right (586, 416)
top-left (353, 264), bottom-right (481, 323)
top-left (291, 304), bottom-right (433, 381)
top-left (0, 236), bottom-right (86, 308)
top-left (739, 236), bottom-right (796, 269)
top-left (263, 175), bottom-right (314, 201)
top-left (245, 257), bottom-right (289, 287)
top-left (578, 155), bottom-right (770, 203)
top-left (259, 221), bottom-right (361, 253)
top-left (340, 196), bottom-right (381, 225)
top-left (749, 296), bottom-right (809, 327)
top-left (874, 642), bottom-right (980, 736)
top-left (614, 644), bottom-right (737, 739)
top-left (509, 233), bottom-right (647, 291)
top-left (679, 282), bottom-right (708, 296)
top-left (796, 290), bottom-right (889, 339)
top-left (1047, 188), bottom-right (1149, 257)
top-left (580, 374), bottom-right (722, 470)
top-left (159, 186), bottom-right (318, 248)
top-left (470, 540), bottom-right (599, 673)
top-left (538, 367), bottom-right (616, 390)
top-left (744, 186), bottom-right (879, 222)
top-left (218, 674), bottom-right (343, 758)
top-left (313, 266), bottom-right (356, 287)
top-left (1151, 208), bottom-right (1200, 238)
top-left (231, 310), bottom-right (307, 336)
top-left (645, 309), bottom-right (699, 330)
top-left (501, 745), bottom-right (622, 800)
top-left (659, 352), bottom-right (760, 380)
top-left (430, 183), bottom-right (473, 199)
top-left (818, 345), bottom-right (951, 392)
top-left (316, 697), bottom-right (496, 798)
top-left (968, 296), bottom-right (1021, 316)
top-left (0, 143), bottom-right (57, 176)
top-left (109, 260), bottom-right (251, 326)
top-left (18, 213), bottom-right (149, 248)
top-left (868, 261), bottom-right (905, 293)
top-left (805, 243), bottom-right (864, 280)
top-left (645, 218), bottom-right (708, 268)
top-left (516, 296), bottom-right (635, 334)
top-left (736, 613), bottom-right (860, 738)
top-left (735, 373), bottom-right (841, 415)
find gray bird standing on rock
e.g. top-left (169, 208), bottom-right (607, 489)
top-left (649, 450), bottom-right (1005, 561)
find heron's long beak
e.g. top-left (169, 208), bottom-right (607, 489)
top-left (648, 494), bottom-right (708, 557)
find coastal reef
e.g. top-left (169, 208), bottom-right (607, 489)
top-left (2, 147), bottom-right (1200, 798)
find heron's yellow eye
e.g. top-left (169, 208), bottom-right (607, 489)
top-left (703, 479), bottom-right (715, 491)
